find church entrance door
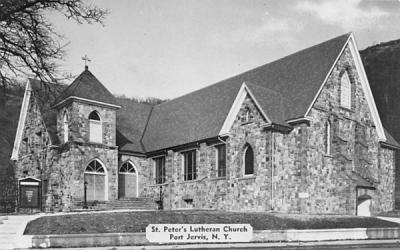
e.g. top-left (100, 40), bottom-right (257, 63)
top-left (84, 160), bottom-right (106, 201)
top-left (118, 161), bottom-right (138, 199)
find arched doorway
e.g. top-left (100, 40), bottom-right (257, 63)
top-left (84, 159), bottom-right (106, 201)
top-left (357, 194), bottom-right (372, 216)
top-left (118, 161), bottom-right (138, 199)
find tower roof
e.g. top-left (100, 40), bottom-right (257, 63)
top-left (54, 68), bottom-right (118, 107)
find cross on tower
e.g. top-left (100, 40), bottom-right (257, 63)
top-left (81, 55), bottom-right (91, 70)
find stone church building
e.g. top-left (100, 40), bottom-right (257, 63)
top-left (11, 33), bottom-right (400, 215)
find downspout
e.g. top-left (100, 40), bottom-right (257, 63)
top-left (270, 130), bottom-right (275, 211)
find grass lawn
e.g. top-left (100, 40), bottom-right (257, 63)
top-left (378, 210), bottom-right (400, 217)
top-left (24, 210), bottom-right (400, 235)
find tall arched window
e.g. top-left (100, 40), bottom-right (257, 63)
top-left (63, 111), bottom-right (68, 143)
top-left (325, 121), bottom-right (331, 155)
top-left (340, 71), bottom-right (351, 109)
top-left (84, 159), bottom-right (106, 201)
top-left (244, 144), bottom-right (254, 175)
top-left (89, 111), bottom-right (102, 143)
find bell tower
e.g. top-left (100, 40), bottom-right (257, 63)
top-left (53, 66), bottom-right (120, 145)
top-left (51, 66), bottom-right (121, 204)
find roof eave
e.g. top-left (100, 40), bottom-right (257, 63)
top-left (286, 116), bottom-right (312, 126)
top-left (262, 122), bottom-right (293, 133)
top-left (380, 141), bottom-right (400, 150)
top-left (52, 96), bottom-right (121, 109)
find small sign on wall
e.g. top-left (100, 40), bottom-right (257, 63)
top-left (298, 192), bottom-right (309, 198)
top-left (19, 178), bottom-right (41, 209)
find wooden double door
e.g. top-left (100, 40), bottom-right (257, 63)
top-left (84, 173), bottom-right (105, 201)
top-left (118, 162), bottom-right (138, 199)
top-left (118, 173), bottom-right (137, 198)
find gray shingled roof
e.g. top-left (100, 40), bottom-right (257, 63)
top-left (383, 128), bottom-right (400, 148)
top-left (54, 68), bottom-right (118, 106)
top-left (23, 33), bottom-right (400, 153)
top-left (141, 33), bottom-right (351, 152)
top-left (116, 98), bottom-right (153, 153)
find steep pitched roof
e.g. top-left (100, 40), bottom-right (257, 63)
top-left (12, 33), bottom-right (399, 155)
top-left (141, 33), bottom-right (351, 152)
top-left (141, 78), bottom-right (243, 152)
top-left (30, 79), bottom-right (66, 144)
top-left (54, 68), bottom-right (118, 106)
top-left (383, 127), bottom-right (400, 149)
top-left (116, 98), bottom-right (153, 153)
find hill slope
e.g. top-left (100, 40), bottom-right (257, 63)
top-left (361, 39), bottom-right (400, 141)
top-left (361, 39), bottom-right (400, 208)
top-left (0, 85), bottom-right (25, 212)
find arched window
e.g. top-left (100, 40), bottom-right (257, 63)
top-left (85, 160), bottom-right (105, 173)
top-left (340, 71), bottom-right (351, 109)
top-left (89, 110), bottom-right (102, 143)
top-left (84, 159), bottom-right (106, 201)
top-left (325, 121), bottom-right (331, 155)
top-left (244, 144), bottom-right (254, 175)
top-left (89, 111), bottom-right (101, 121)
top-left (63, 111), bottom-right (68, 143)
top-left (119, 161), bottom-right (136, 174)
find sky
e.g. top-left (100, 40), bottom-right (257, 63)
top-left (48, 0), bottom-right (400, 100)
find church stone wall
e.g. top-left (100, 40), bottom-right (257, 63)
top-left (14, 44), bottom-right (395, 215)
top-left (47, 143), bottom-right (118, 211)
top-left (14, 91), bottom-right (53, 213)
top-left (57, 101), bottom-right (117, 146)
top-left (272, 45), bottom-right (395, 215)
top-left (141, 95), bottom-right (273, 212)
top-left (16, 93), bottom-right (120, 212)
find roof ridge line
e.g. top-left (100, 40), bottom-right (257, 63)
top-left (153, 33), bottom-right (351, 109)
top-left (54, 71), bottom-right (84, 104)
top-left (139, 105), bottom-right (154, 152)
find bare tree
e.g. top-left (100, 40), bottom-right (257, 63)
top-left (0, 0), bottom-right (108, 86)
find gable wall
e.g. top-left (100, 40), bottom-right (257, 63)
top-left (272, 45), bottom-right (395, 214)
top-left (17, 92), bottom-right (51, 158)
top-left (14, 92), bottom-right (54, 212)
top-left (136, 94), bottom-right (272, 211)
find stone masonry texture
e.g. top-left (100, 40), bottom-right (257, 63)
top-left (14, 44), bottom-right (396, 214)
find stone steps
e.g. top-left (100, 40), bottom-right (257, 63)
top-left (72, 197), bottom-right (158, 211)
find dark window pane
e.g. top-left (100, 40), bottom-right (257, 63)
top-left (244, 145), bottom-right (254, 175)
top-left (183, 150), bottom-right (196, 181)
top-left (216, 144), bottom-right (226, 177)
top-left (155, 157), bottom-right (166, 184)
top-left (192, 151), bottom-right (196, 180)
top-left (86, 160), bottom-right (104, 173)
top-left (89, 111), bottom-right (101, 121)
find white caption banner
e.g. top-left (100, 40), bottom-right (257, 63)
top-left (146, 224), bottom-right (253, 243)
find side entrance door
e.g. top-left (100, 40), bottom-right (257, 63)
top-left (84, 160), bottom-right (106, 201)
top-left (118, 161), bottom-right (138, 198)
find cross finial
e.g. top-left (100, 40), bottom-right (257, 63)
top-left (81, 54), bottom-right (91, 70)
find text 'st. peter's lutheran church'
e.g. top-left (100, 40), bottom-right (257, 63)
top-left (11, 33), bottom-right (400, 215)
